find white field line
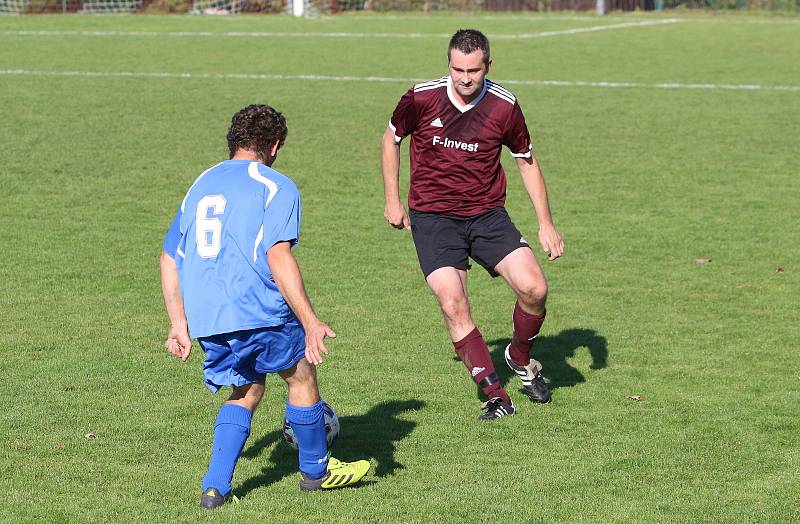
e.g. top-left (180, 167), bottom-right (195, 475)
top-left (1, 68), bottom-right (798, 92)
top-left (343, 14), bottom-right (631, 21)
top-left (0, 19), bottom-right (681, 39)
top-left (1, 29), bottom-right (451, 37)
top-left (494, 18), bottom-right (681, 39)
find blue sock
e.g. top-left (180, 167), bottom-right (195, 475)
top-left (201, 404), bottom-right (252, 496)
top-left (285, 400), bottom-right (328, 479)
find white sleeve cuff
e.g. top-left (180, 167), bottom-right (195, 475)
top-left (510, 144), bottom-right (533, 158)
top-left (388, 121), bottom-right (403, 143)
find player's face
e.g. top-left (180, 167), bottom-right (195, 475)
top-left (448, 49), bottom-right (490, 103)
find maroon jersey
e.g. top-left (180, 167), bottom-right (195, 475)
top-left (389, 76), bottom-right (533, 217)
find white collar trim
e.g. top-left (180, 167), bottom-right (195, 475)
top-left (446, 76), bottom-right (487, 113)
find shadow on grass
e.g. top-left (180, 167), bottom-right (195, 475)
top-left (234, 399), bottom-right (425, 499)
top-left (455, 328), bottom-right (608, 401)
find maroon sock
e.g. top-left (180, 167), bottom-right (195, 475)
top-left (454, 328), bottom-right (510, 403)
top-left (509, 302), bottom-right (546, 366)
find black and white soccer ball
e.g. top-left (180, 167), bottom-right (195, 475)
top-left (281, 401), bottom-right (339, 450)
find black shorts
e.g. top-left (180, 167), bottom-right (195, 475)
top-left (410, 207), bottom-right (530, 279)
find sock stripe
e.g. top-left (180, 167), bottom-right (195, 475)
top-left (477, 372), bottom-right (500, 389)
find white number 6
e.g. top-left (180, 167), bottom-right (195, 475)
top-left (196, 195), bottom-right (226, 258)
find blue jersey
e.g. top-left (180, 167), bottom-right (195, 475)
top-left (163, 160), bottom-right (301, 339)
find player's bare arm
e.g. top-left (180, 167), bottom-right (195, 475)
top-left (267, 241), bottom-right (336, 366)
top-left (381, 126), bottom-right (410, 230)
top-left (515, 156), bottom-right (564, 261)
top-left (159, 251), bottom-right (192, 362)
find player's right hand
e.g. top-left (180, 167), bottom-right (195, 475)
top-left (165, 325), bottom-right (192, 362)
top-left (304, 319), bottom-right (336, 366)
top-left (384, 202), bottom-right (411, 230)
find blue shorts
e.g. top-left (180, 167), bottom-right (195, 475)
top-left (197, 321), bottom-right (305, 393)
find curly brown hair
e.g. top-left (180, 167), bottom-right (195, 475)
top-left (227, 104), bottom-right (288, 164)
top-left (447, 29), bottom-right (491, 66)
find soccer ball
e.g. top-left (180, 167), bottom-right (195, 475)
top-left (281, 401), bottom-right (339, 450)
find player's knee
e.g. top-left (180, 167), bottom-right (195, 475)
top-left (244, 395), bottom-right (264, 412)
top-left (518, 281), bottom-right (548, 309)
top-left (228, 383), bottom-right (265, 411)
top-left (438, 295), bottom-right (470, 323)
top-left (282, 362), bottom-right (321, 406)
top-left (248, 385), bottom-right (266, 403)
top-left (283, 359), bottom-right (318, 389)
top-left (293, 371), bottom-right (318, 391)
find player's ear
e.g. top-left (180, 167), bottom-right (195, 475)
top-left (486, 58), bottom-right (492, 74)
top-left (261, 140), bottom-right (281, 166)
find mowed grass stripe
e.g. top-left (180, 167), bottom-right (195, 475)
top-left (0, 19), bottom-right (682, 39)
top-left (2, 67), bottom-right (799, 92)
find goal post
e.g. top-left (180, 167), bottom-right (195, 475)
top-left (79, 0), bottom-right (143, 12)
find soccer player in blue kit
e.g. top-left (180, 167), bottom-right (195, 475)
top-left (160, 104), bottom-right (369, 509)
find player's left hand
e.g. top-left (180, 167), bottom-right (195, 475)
top-left (165, 325), bottom-right (192, 362)
top-left (304, 319), bottom-right (336, 366)
top-left (538, 224), bottom-right (564, 261)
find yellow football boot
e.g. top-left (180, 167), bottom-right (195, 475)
top-left (299, 457), bottom-right (370, 491)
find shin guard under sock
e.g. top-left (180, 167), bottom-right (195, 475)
top-left (509, 302), bottom-right (546, 367)
top-left (454, 328), bottom-right (511, 403)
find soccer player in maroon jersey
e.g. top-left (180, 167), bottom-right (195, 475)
top-left (381, 29), bottom-right (564, 420)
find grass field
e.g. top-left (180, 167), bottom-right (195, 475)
top-left (1, 11), bottom-right (799, 523)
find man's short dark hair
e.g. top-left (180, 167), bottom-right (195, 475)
top-left (227, 104), bottom-right (288, 162)
top-left (448, 29), bottom-right (491, 66)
